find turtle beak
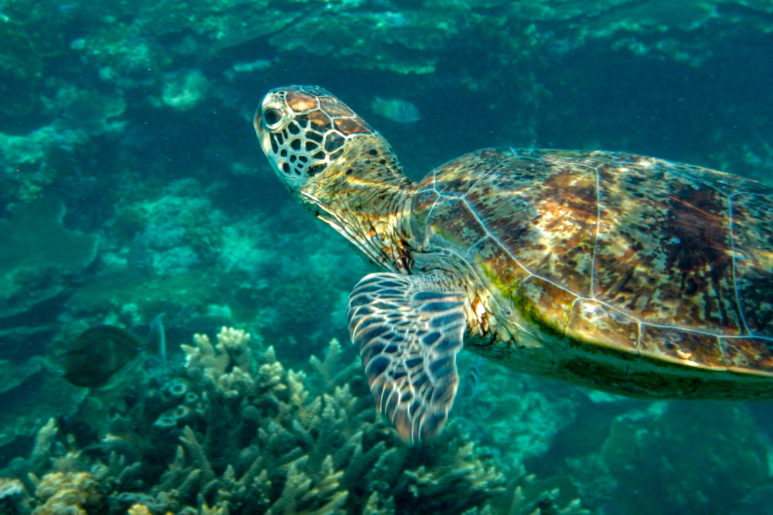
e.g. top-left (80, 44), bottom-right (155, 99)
top-left (253, 109), bottom-right (276, 165)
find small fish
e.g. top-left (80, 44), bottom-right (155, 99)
top-left (224, 59), bottom-right (273, 82)
top-left (62, 315), bottom-right (167, 388)
top-left (370, 96), bottom-right (421, 124)
top-left (62, 325), bottom-right (149, 388)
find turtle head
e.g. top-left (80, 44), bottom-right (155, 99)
top-left (255, 85), bottom-right (379, 195)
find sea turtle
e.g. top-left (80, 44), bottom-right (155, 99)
top-left (254, 85), bottom-right (773, 442)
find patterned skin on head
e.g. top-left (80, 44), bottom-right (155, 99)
top-left (254, 85), bottom-right (374, 193)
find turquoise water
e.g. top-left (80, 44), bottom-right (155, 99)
top-left (1, 1), bottom-right (772, 513)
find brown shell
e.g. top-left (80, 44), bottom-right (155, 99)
top-left (412, 149), bottom-right (773, 398)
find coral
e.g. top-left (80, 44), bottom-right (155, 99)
top-left (0, 0), bottom-right (72, 119)
top-left (61, 0), bottom-right (773, 83)
top-left (453, 353), bottom-right (580, 466)
top-left (0, 199), bottom-right (98, 328)
top-left (0, 477), bottom-right (31, 514)
top-left (0, 358), bottom-right (44, 395)
top-left (0, 478), bottom-right (26, 499)
top-left (2, 328), bottom-right (584, 514)
top-left (0, 197), bottom-right (100, 382)
top-left (598, 402), bottom-right (769, 514)
top-left (0, 127), bottom-right (84, 199)
top-left (31, 471), bottom-right (102, 514)
top-left (0, 364), bottom-right (87, 449)
top-left (111, 179), bottom-right (227, 275)
top-left (156, 329), bottom-right (534, 513)
top-left (500, 0), bottom-right (773, 63)
top-left (1, 85), bottom-right (125, 200)
top-left (181, 327), bottom-right (255, 398)
top-left (160, 69), bottom-right (210, 110)
top-left (58, 178), bottom-right (243, 335)
top-left (48, 86), bottom-right (127, 134)
top-left (72, 0), bottom-right (773, 82)
top-left (267, 5), bottom-right (467, 75)
top-left (127, 503), bottom-right (152, 515)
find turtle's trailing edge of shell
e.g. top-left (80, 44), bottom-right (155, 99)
top-left (255, 85), bottom-right (773, 443)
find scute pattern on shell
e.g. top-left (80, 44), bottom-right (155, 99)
top-left (413, 148), bottom-right (773, 377)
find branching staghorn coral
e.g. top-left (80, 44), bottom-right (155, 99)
top-left (1, 327), bottom-right (585, 514)
top-left (181, 326), bottom-right (255, 398)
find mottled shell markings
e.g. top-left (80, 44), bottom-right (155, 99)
top-left (414, 148), bottom-right (773, 374)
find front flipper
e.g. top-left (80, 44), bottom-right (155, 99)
top-left (347, 272), bottom-right (466, 443)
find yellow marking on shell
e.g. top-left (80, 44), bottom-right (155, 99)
top-left (476, 260), bottom-right (557, 347)
top-left (479, 260), bottom-right (517, 301)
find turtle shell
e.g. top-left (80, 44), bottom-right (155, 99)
top-left (411, 148), bottom-right (773, 398)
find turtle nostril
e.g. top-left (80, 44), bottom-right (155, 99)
top-left (263, 107), bottom-right (282, 128)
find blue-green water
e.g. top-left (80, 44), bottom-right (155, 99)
top-left (1, 1), bottom-right (772, 513)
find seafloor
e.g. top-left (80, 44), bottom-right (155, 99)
top-left (1, 1), bottom-right (772, 513)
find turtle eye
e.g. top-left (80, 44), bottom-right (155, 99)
top-left (262, 107), bottom-right (282, 129)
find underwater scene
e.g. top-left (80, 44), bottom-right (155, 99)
top-left (1, 0), bottom-right (773, 513)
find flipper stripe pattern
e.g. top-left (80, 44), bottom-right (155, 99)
top-left (348, 273), bottom-right (466, 443)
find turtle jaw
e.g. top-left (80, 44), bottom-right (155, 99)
top-left (254, 90), bottom-right (312, 195)
top-left (253, 107), bottom-right (287, 184)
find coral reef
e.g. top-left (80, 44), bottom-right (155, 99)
top-left (32, 471), bottom-right (102, 515)
top-left (453, 353), bottom-right (581, 466)
top-left (113, 179), bottom-right (226, 275)
top-left (1, 328), bottom-right (585, 514)
top-left (1, 88), bottom-right (125, 200)
top-left (0, 481), bottom-right (32, 515)
top-left (60, 0), bottom-right (773, 79)
top-left (0, 1), bottom-right (771, 513)
top-left (2, 0), bottom-right (771, 212)
top-left (0, 366), bottom-right (87, 449)
top-left (0, 199), bottom-right (99, 362)
top-left (0, 199), bottom-right (98, 306)
top-left (598, 402), bottom-right (769, 515)
top-left (57, 177), bottom-right (365, 358)
top-left (159, 69), bottom-right (210, 111)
